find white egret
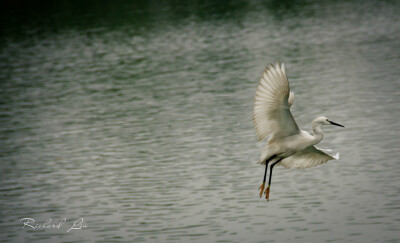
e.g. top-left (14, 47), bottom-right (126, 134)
top-left (253, 62), bottom-right (344, 201)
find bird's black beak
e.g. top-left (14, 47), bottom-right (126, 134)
top-left (329, 120), bottom-right (344, 128)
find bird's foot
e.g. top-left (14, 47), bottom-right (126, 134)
top-left (259, 183), bottom-right (265, 198)
top-left (264, 186), bottom-right (270, 201)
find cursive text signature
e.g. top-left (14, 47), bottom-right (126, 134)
top-left (20, 218), bottom-right (87, 232)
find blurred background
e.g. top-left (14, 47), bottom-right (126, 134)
top-left (0, 0), bottom-right (399, 242)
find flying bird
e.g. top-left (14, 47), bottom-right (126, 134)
top-left (253, 62), bottom-right (344, 201)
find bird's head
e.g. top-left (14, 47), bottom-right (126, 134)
top-left (314, 116), bottom-right (344, 127)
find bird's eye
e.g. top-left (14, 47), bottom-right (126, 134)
top-left (326, 119), bottom-right (328, 122)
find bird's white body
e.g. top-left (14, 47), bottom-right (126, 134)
top-left (260, 130), bottom-right (315, 162)
top-left (253, 63), bottom-right (342, 169)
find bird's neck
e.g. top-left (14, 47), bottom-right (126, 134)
top-left (311, 122), bottom-right (324, 145)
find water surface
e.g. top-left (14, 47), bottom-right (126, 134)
top-left (0, 0), bottom-right (399, 242)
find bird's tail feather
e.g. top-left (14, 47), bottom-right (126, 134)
top-left (256, 159), bottom-right (267, 165)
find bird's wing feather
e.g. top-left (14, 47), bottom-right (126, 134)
top-left (288, 91), bottom-right (295, 107)
top-left (253, 62), bottom-right (299, 141)
top-left (279, 146), bottom-right (339, 169)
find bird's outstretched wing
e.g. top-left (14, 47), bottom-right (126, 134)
top-left (279, 146), bottom-right (339, 169)
top-left (253, 62), bottom-right (299, 141)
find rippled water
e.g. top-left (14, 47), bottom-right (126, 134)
top-left (1, 0), bottom-right (399, 242)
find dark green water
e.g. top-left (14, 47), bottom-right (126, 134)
top-left (1, 0), bottom-right (399, 242)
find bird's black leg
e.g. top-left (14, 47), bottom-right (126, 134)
top-left (265, 159), bottom-right (282, 201)
top-left (259, 155), bottom-right (276, 198)
top-left (259, 160), bottom-right (270, 198)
